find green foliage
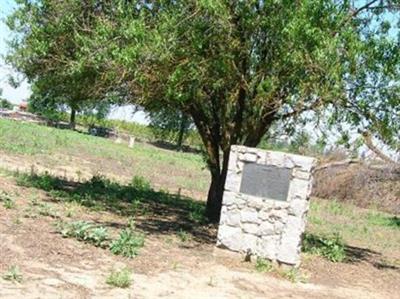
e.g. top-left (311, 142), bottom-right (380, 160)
top-left (37, 203), bottom-right (58, 218)
top-left (188, 203), bottom-right (206, 224)
top-left (176, 229), bottom-right (191, 243)
top-left (255, 258), bottom-right (273, 273)
top-left (149, 108), bottom-right (193, 149)
top-left (110, 226), bottom-right (145, 258)
top-left (59, 221), bottom-right (109, 248)
top-left (0, 98), bottom-right (13, 110)
top-left (0, 192), bottom-right (15, 209)
top-left (0, 119), bottom-right (207, 194)
top-left (106, 268), bottom-right (132, 288)
top-left (6, 0), bottom-right (400, 220)
top-left (302, 233), bottom-right (346, 263)
top-left (130, 176), bottom-right (152, 191)
top-left (2, 265), bottom-right (23, 283)
top-left (366, 212), bottom-right (400, 229)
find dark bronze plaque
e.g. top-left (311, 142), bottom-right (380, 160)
top-left (240, 163), bottom-right (291, 201)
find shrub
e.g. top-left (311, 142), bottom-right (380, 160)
top-left (176, 229), bottom-right (191, 243)
top-left (88, 227), bottom-right (110, 248)
top-left (59, 221), bottom-right (109, 248)
top-left (302, 233), bottom-right (346, 262)
top-left (106, 268), bottom-right (132, 288)
top-left (110, 228), bottom-right (145, 258)
top-left (130, 176), bottom-right (151, 191)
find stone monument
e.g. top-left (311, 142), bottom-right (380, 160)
top-left (217, 145), bottom-right (317, 266)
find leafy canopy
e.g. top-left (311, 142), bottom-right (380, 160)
top-left (6, 0), bottom-right (400, 219)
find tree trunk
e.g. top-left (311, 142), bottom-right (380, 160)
top-left (70, 108), bottom-right (76, 130)
top-left (176, 114), bottom-right (188, 151)
top-left (205, 149), bottom-right (230, 222)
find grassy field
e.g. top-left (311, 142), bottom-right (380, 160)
top-left (0, 118), bottom-right (210, 195)
top-left (0, 118), bottom-right (399, 298)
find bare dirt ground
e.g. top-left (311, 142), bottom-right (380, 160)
top-left (1, 172), bottom-right (399, 299)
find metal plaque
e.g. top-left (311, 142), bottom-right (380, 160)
top-left (240, 163), bottom-right (291, 201)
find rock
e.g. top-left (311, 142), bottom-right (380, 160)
top-left (217, 225), bottom-right (243, 252)
top-left (290, 154), bottom-right (317, 172)
top-left (258, 221), bottom-right (275, 236)
top-left (242, 223), bottom-right (259, 234)
top-left (256, 236), bottom-right (279, 261)
top-left (287, 178), bottom-right (311, 200)
top-left (225, 170), bottom-right (242, 192)
top-left (276, 216), bottom-right (304, 265)
top-left (225, 210), bottom-right (241, 226)
top-left (247, 196), bottom-right (264, 210)
top-left (292, 168), bottom-right (311, 180)
top-left (288, 198), bottom-right (309, 217)
top-left (240, 209), bottom-right (258, 223)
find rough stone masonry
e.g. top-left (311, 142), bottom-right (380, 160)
top-left (217, 145), bottom-right (317, 266)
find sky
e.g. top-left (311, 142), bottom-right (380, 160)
top-left (0, 0), bottom-right (31, 104)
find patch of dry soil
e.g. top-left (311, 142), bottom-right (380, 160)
top-left (0, 173), bottom-right (398, 299)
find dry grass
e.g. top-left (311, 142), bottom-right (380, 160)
top-left (313, 162), bottom-right (400, 213)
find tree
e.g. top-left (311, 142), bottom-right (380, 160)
top-left (149, 107), bottom-right (192, 150)
top-left (7, 1), bottom-right (400, 221)
top-left (6, 0), bottom-right (115, 129)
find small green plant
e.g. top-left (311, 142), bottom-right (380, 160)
top-left (188, 203), bottom-right (206, 224)
top-left (279, 268), bottom-right (308, 283)
top-left (366, 211), bottom-right (400, 228)
top-left (255, 258), bottom-right (273, 273)
top-left (176, 229), bottom-right (191, 243)
top-left (3, 198), bottom-right (15, 209)
top-left (1, 192), bottom-right (15, 209)
top-left (59, 221), bottom-right (109, 247)
top-left (130, 176), bottom-right (151, 191)
top-left (106, 268), bottom-right (132, 288)
top-left (302, 233), bottom-right (346, 262)
top-left (88, 227), bottom-right (109, 248)
top-left (110, 226), bottom-right (145, 258)
top-left (2, 265), bottom-right (23, 283)
top-left (38, 203), bottom-right (58, 218)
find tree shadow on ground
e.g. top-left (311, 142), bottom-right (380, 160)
top-left (15, 172), bottom-right (216, 244)
top-left (149, 140), bottom-right (202, 154)
top-left (303, 233), bottom-right (399, 272)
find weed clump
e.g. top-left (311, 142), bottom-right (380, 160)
top-left (255, 258), bottom-right (273, 273)
top-left (130, 176), bottom-right (151, 191)
top-left (2, 265), bottom-right (23, 283)
top-left (106, 268), bottom-right (132, 288)
top-left (302, 233), bottom-right (346, 262)
top-left (110, 228), bottom-right (145, 258)
top-left (0, 192), bottom-right (15, 209)
top-left (59, 221), bottom-right (109, 248)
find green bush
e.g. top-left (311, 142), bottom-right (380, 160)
top-left (110, 228), bottom-right (145, 258)
top-left (106, 268), bottom-right (132, 288)
top-left (130, 176), bottom-right (152, 191)
top-left (302, 233), bottom-right (346, 262)
top-left (60, 221), bottom-right (109, 248)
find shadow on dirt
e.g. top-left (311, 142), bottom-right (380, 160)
top-left (15, 172), bottom-right (216, 244)
top-left (303, 232), bottom-right (399, 272)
